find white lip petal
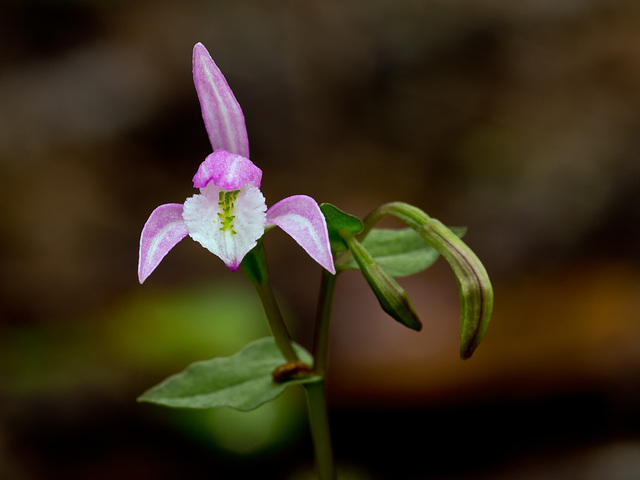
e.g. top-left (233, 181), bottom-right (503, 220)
top-left (183, 183), bottom-right (267, 271)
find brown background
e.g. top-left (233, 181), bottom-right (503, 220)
top-left (2, 0), bottom-right (640, 478)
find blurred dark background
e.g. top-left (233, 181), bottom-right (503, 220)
top-left (2, 0), bottom-right (640, 478)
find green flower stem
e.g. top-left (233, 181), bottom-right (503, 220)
top-left (312, 269), bottom-right (337, 376)
top-left (241, 240), bottom-right (299, 363)
top-left (362, 202), bottom-right (493, 359)
top-left (304, 381), bottom-right (336, 480)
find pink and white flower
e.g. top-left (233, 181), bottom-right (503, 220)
top-left (138, 43), bottom-right (335, 283)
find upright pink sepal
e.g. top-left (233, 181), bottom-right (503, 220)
top-left (138, 203), bottom-right (189, 283)
top-left (193, 43), bottom-right (250, 157)
top-left (192, 149), bottom-right (262, 190)
top-left (266, 195), bottom-right (336, 274)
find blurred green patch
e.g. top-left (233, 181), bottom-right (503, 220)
top-left (165, 386), bottom-right (308, 455)
top-left (0, 281), bottom-right (268, 395)
top-left (0, 281), bottom-right (312, 455)
top-left (0, 321), bottom-right (108, 394)
top-left (103, 281), bottom-right (269, 368)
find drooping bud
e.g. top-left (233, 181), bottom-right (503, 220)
top-left (339, 228), bottom-right (422, 332)
top-left (361, 202), bottom-right (493, 359)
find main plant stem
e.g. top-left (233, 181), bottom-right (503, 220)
top-left (305, 381), bottom-right (336, 480)
top-left (305, 269), bottom-right (338, 479)
top-left (245, 242), bottom-right (337, 478)
top-left (312, 270), bottom-right (337, 376)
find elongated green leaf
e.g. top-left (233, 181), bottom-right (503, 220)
top-left (319, 203), bottom-right (363, 253)
top-left (138, 337), bottom-right (321, 411)
top-left (339, 227), bottom-right (466, 277)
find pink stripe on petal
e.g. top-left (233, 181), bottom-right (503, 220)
top-left (138, 203), bottom-right (189, 283)
top-left (266, 195), bottom-right (336, 274)
top-left (193, 43), bottom-right (250, 157)
top-left (192, 150), bottom-right (262, 190)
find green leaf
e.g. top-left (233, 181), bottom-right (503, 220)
top-left (138, 337), bottom-right (322, 411)
top-left (320, 203), bottom-right (363, 253)
top-left (339, 227), bottom-right (466, 277)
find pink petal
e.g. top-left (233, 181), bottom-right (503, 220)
top-left (266, 195), bottom-right (336, 274)
top-left (193, 43), bottom-right (250, 157)
top-left (138, 203), bottom-right (189, 283)
top-left (192, 149), bottom-right (262, 190)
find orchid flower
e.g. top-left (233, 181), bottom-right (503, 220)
top-left (138, 43), bottom-right (335, 283)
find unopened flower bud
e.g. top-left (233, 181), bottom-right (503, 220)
top-left (340, 228), bottom-right (422, 331)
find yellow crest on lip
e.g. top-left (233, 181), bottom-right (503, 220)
top-left (216, 189), bottom-right (240, 234)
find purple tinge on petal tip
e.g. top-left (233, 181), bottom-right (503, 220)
top-left (138, 203), bottom-right (189, 283)
top-left (266, 195), bottom-right (336, 274)
top-left (192, 43), bottom-right (250, 157)
top-left (227, 262), bottom-right (241, 272)
top-left (192, 149), bottom-right (262, 190)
